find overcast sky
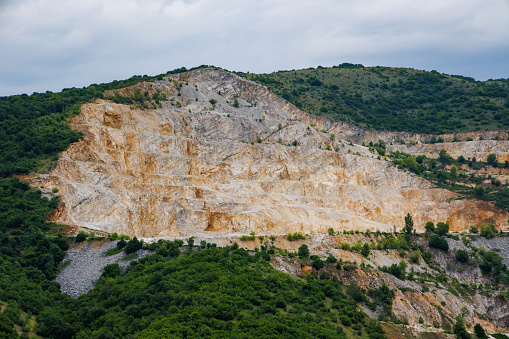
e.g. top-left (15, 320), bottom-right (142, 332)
top-left (1, 0), bottom-right (509, 96)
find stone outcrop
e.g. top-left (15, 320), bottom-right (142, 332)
top-left (41, 69), bottom-right (508, 238)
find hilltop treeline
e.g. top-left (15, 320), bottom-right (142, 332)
top-left (238, 65), bottom-right (509, 134)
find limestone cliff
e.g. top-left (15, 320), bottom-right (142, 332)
top-left (40, 69), bottom-right (508, 237)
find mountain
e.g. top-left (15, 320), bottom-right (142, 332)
top-left (26, 68), bottom-right (508, 239)
top-left (237, 64), bottom-right (509, 134)
top-left (2, 66), bottom-right (509, 338)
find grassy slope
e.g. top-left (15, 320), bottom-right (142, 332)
top-left (237, 64), bottom-right (509, 134)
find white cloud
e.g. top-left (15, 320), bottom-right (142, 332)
top-left (0, 0), bottom-right (508, 95)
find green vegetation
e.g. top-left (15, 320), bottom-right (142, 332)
top-left (0, 65), bottom-right (214, 177)
top-left (387, 147), bottom-right (509, 212)
top-left (428, 235), bottom-right (449, 252)
top-left (0, 175), bottom-right (391, 339)
top-left (238, 65), bottom-right (509, 134)
top-left (287, 232), bottom-right (306, 241)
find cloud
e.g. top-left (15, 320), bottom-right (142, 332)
top-left (0, 0), bottom-right (508, 95)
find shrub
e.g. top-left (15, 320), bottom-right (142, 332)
top-left (327, 228), bottom-right (334, 235)
top-left (425, 221), bottom-right (435, 233)
top-left (117, 238), bottom-right (126, 249)
top-left (436, 222), bottom-right (449, 236)
top-left (361, 243), bottom-right (370, 257)
top-left (298, 244), bottom-right (309, 259)
top-left (124, 237), bottom-right (143, 254)
top-left (75, 231), bottom-right (87, 243)
top-left (287, 232), bottom-right (306, 241)
top-left (474, 323), bottom-right (487, 339)
top-left (409, 251), bottom-right (420, 264)
top-left (429, 235), bottom-right (448, 251)
top-left (52, 187), bottom-right (59, 193)
top-left (456, 250), bottom-right (469, 263)
top-left (326, 254), bottom-right (337, 263)
top-left (340, 315), bottom-right (352, 326)
top-left (469, 226), bottom-right (478, 234)
top-left (312, 258), bottom-right (325, 270)
top-left (480, 224), bottom-right (497, 239)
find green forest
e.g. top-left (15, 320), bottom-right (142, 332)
top-left (0, 177), bottom-right (389, 339)
top-left (237, 64), bottom-right (509, 134)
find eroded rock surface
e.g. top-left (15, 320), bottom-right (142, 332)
top-left (41, 69), bottom-right (508, 237)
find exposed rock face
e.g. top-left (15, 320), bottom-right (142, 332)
top-left (268, 234), bottom-right (509, 332)
top-left (44, 69), bottom-right (508, 237)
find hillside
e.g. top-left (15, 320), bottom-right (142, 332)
top-left (237, 64), bottom-right (509, 134)
top-left (2, 66), bottom-right (509, 338)
top-left (27, 69), bottom-right (508, 238)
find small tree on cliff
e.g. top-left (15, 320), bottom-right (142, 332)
top-left (404, 213), bottom-right (414, 237)
top-left (298, 244), bottom-right (309, 259)
top-left (124, 237), bottom-right (143, 254)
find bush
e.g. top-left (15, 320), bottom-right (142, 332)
top-left (480, 224), bottom-right (497, 239)
top-left (298, 244), bottom-right (309, 259)
top-left (326, 254), bottom-right (337, 263)
top-left (436, 222), bottom-right (449, 236)
top-left (117, 238), bottom-right (127, 249)
top-left (474, 323), bottom-right (487, 339)
top-left (429, 235), bottom-right (449, 251)
top-left (124, 237), bottom-right (143, 254)
top-left (425, 221), bottom-right (435, 233)
top-left (361, 243), bottom-right (370, 257)
top-left (75, 231), bottom-right (87, 243)
top-left (287, 232), bottom-right (306, 241)
top-left (469, 226), bottom-right (478, 234)
top-left (340, 315), bottom-right (352, 326)
top-left (455, 250), bottom-right (469, 263)
top-left (312, 258), bottom-right (325, 270)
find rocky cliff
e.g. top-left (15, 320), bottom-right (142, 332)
top-left (38, 69), bottom-right (508, 238)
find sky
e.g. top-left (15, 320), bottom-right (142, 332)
top-left (1, 0), bottom-right (509, 96)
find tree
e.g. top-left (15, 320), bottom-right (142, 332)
top-left (298, 244), bottom-right (309, 259)
top-left (327, 228), bottom-right (335, 235)
top-left (436, 222), bottom-right (449, 236)
top-left (124, 237), bottom-right (142, 254)
top-left (487, 153), bottom-right (497, 166)
top-left (480, 224), bottom-right (497, 239)
top-left (449, 166), bottom-right (457, 181)
top-left (102, 263), bottom-right (122, 278)
top-left (404, 213), bottom-right (413, 236)
top-left (429, 235), bottom-right (448, 251)
top-left (474, 323), bottom-right (487, 339)
top-left (361, 243), bottom-right (370, 257)
top-left (439, 149), bottom-right (452, 164)
top-left (453, 316), bottom-right (470, 339)
top-left (326, 254), bottom-right (337, 263)
top-left (474, 186), bottom-right (485, 197)
top-left (75, 231), bottom-right (87, 243)
top-left (425, 221), bottom-right (435, 233)
top-left (312, 258), bottom-right (324, 270)
top-left (455, 250), bottom-right (469, 263)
